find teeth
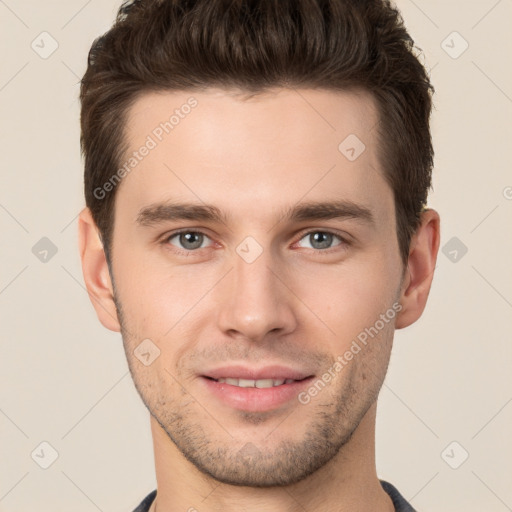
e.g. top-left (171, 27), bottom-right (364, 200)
top-left (216, 378), bottom-right (295, 387)
top-left (255, 379), bottom-right (274, 388)
top-left (238, 378), bottom-right (255, 387)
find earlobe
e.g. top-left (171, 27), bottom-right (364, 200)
top-left (77, 207), bottom-right (121, 332)
top-left (395, 208), bottom-right (440, 329)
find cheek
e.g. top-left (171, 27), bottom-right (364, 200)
top-left (114, 255), bottom-right (220, 344)
top-left (112, 261), bottom-right (168, 343)
top-left (291, 257), bottom-right (399, 347)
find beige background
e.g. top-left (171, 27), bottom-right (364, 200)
top-left (1, 1), bottom-right (511, 511)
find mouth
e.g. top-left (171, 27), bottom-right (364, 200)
top-left (205, 376), bottom-right (305, 387)
top-left (199, 366), bottom-right (314, 412)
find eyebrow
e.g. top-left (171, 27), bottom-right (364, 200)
top-left (136, 199), bottom-right (375, 228)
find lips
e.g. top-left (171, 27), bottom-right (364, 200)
top-left (203, 364), bottom-right (311, 382)
top-left (200, 365), bottom-right (314, 411)
top-left (214, 377), bottom-right (296, 388)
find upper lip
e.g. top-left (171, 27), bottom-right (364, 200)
top-left (202, 365), bottom-right (313, 381)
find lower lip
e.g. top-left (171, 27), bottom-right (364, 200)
top-left (200, 376), bottom-right (314, 412)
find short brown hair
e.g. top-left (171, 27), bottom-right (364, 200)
top-left (80, 0), bottom-right (434, 268)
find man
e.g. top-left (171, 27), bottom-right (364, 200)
top-left (77, 0), bottom-right (440, 510)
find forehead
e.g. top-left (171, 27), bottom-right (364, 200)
top-left (116, 87), bottom-right (391, 225)
top-left (124, 86), bottom-right (379, 151)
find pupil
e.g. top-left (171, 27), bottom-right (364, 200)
top-left (181, 232), bottom-right (202, 249)
top-left (312, 232), bottom-right (331, 249)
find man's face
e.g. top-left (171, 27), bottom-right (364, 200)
top-left (109, 87), bottom-right (405, 486)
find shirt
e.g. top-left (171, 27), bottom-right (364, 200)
top-left (132, 480), bottom-right (416, 511)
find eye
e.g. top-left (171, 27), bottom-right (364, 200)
top-left (296, 230), bottom-right (347, 251)
top-left (164, 230), bottom-right (213, 252)
top-left (161, 228), bottom-right (349, 255)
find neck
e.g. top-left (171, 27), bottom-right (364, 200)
top-left (148, 402), bottom-right (394, 512)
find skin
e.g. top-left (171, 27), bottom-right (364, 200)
top-left (78, 87), bottom-right (440, 512)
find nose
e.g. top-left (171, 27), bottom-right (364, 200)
top-left (215, 245), bottom-right (298, 343)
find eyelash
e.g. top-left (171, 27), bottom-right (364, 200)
top-left (160, 228), bottom-right (351, 256)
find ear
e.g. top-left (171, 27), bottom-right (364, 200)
top-left (395, 208), bottom-right (440, 329)
top-left (77, 207), bottom-right (121, 332)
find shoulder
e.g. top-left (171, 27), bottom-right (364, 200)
top-left (132, 489), bottom-right (157, 512)
top-left (380, 480), bottom-right (417, 512)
